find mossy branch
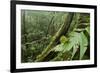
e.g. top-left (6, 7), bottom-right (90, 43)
top-left (35, 13), bottom-right (75, 62)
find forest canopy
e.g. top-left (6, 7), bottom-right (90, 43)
top-left (21, 10), bottom-right (90, 63)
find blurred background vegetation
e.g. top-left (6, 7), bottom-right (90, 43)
top-left (21, 10), bottom-right (90, 63)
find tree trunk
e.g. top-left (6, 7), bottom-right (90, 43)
top-left (51, 13), bottom-right (80, 61)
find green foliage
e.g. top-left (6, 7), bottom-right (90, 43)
top-left (21, 10), bottom-right (90, 62)
top-left (52, 43), bottom-right (64, 52)
top-left (52, 31), bottom-right (88, 60)
top-left (79, 32), bottom-right (88, 59)
top-left (51, 13), bottom-right (90, 60)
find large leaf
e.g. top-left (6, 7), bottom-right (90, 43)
top-left (71, 44), bottom-right (78, 60)
top-left (79, 32), bottom-right (88, 59)
top-left (53, 32), bottom-right (80, 52)
top-left (69, 32), bottom-right (88, 60)
top-left (53, 31), bottom-right (88, 60)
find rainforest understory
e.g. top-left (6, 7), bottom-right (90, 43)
top-left (21, 10), bottom-right (90, 63)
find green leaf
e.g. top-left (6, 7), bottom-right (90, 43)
top-left (53, 43), bottom-right (64, 52)
top-left (53, 42), bottom-right (73, 52)
top-left (53, 31), bottom-right (88, 60)
top-left (69, 32), bottom-right (80, 45)
top-left (53, 32), bottom-right (80, 52)
top-left (63, 42), bottom-right (73, 52)
top-left (79, 32), bottom-right (88, 59)
top-left (85, 26), bottom-right (90, 34)
top-left (71, 44), bottom-right (78, 60)
top-left (74, 28), bottom-right (85, 32)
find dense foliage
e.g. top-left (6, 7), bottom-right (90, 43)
top-left (21, 10), bottom-right (90, 63)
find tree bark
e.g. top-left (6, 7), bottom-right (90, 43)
top-left (51, 13), bottom-right (80, 61)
